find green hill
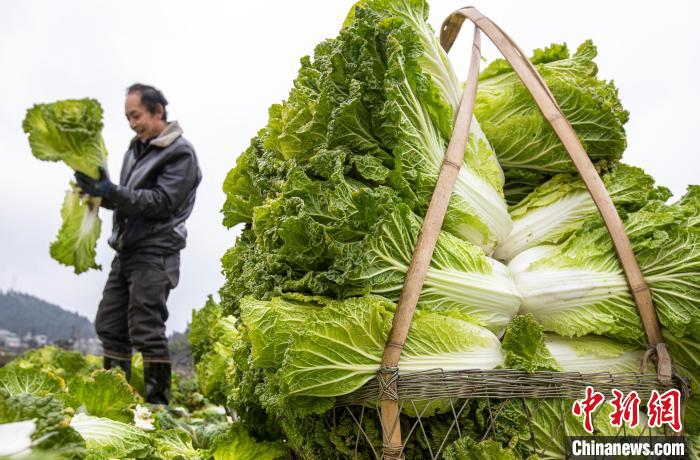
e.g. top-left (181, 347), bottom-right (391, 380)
top-left (0, 290), bottom-right (193, 373)
top-left (0, 289), bottom-right (95, 341)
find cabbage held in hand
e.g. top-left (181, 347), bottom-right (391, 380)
top-left (23, 98), bottom-right (109, 274)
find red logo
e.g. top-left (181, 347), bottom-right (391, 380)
top-left (572, 386), bottom-right (606, 433)
top-left (573, 387), bottom-right (682, 433)
top-left (647, 389), bottom-right (682, 432)
top-left (609, 389), bottom-right (640, 428)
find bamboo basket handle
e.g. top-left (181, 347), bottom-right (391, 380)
top-left (438, 6), bottom-right (672, 384)
top-left (378, 26), bottom-right (483, 457)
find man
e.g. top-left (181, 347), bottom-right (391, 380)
top-left (75, 83), bottom-right (201, 404)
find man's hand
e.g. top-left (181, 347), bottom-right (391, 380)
top-left (74, 167), bottom-right (115, 198)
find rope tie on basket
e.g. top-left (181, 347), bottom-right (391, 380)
top-left (679, 373), bottom-right (692, 401)
top-left (384, 340), bottom-right (405, 351)
top-left (382, 444), bottom-right (404, 460)
top-left (378, 367), bottom-right (399, 401)
top-left (632, 283), bottom-right (650, 293)
top-left (641, 342), bottom-right (673, 383)
top-left (442, 157), bottom-right (461, 171)
top-left (641, 347), bottom-right (654, 374)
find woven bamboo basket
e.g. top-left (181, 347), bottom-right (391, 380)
top-left (323, 6), bottom-right (691, 459)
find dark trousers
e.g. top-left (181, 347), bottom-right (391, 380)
top-left (95, 252), bottom-right (180, 363)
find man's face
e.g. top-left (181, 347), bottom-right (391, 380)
top-left (125, 92), bottom-right (164, 142)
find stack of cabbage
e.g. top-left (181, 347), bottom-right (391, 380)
top-left (191, 0), bottom-right (699, 457)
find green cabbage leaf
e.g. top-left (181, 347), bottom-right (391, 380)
top-left (475, 41), bottom-right (629, 203)
top-left (22, 98), bottom-right (108, 274)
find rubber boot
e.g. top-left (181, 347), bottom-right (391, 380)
top-left (104, 356), bottom-right (132, 382)
top-left (143, 361), bottom-right (171, 405)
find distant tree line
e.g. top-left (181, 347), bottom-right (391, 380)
top-left (0, 289), bottom-right (194, 374)
top-left (0, 290), bottom-right (95, 341)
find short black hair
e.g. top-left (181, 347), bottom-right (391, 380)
top-left (127, 83), bottom-right (168, 121)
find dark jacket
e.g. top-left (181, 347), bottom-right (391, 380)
top-left (102, 121), bottom-right (201, 255)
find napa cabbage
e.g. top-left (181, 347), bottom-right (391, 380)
top-left (239, 294), bottom-right (504, 398)
top-left (502, 315), bottom-right (646, 373)
top-left (22, 98), bottom-right (109, 274)
top-left (229, 169), bottom-right (521, 332)
top-left (223, 1), bottom-right (511, 251)
top-left (500, 316), bottom-right (665, 459)
top-left (494, 162), bottom-right (671, 261)
top-left (510, 194), bottom-right (700, 342)
top-left (69, 413), bottom-right (153, 458)
top-left (475, 41), bottom-right (629, 203)
top-left (49, 182), bottom-right (102, 273)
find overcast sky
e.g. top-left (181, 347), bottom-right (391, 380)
top-left (1, 0), bottom-right (698, 334)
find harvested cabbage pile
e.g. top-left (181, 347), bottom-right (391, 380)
top-left (190, 0), bottom-right (699, 457)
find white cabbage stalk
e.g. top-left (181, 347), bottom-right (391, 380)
top-left (70, 413), bottom-right (151, 456)
top-left (399, 347), bottom-right (504, 373)
top-left (512, 252), bottom-right (629, 318)
top-left (399, 319), bottom-right (505, 373)
top-left (401, 69), bottom-right (511, 251)
top-left (494, 192), bottom-right (591, 261)
top-left (423, 257), bottom-right (522, 333)
top-left (508, 245), bottom-right (638, 339)
top-left (494, 164), bottom-right (671, 262)
top-left (508, 194), bottom-right (700, 343)
top-left (544, 334), bottom-right (645, 374)
top-left (451, 164), bottom-right (511, 251)
top-left (245, 295), bottom-right (506, 398)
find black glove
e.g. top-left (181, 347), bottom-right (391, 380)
top-left (74, 167), bottom-right (115, 198)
